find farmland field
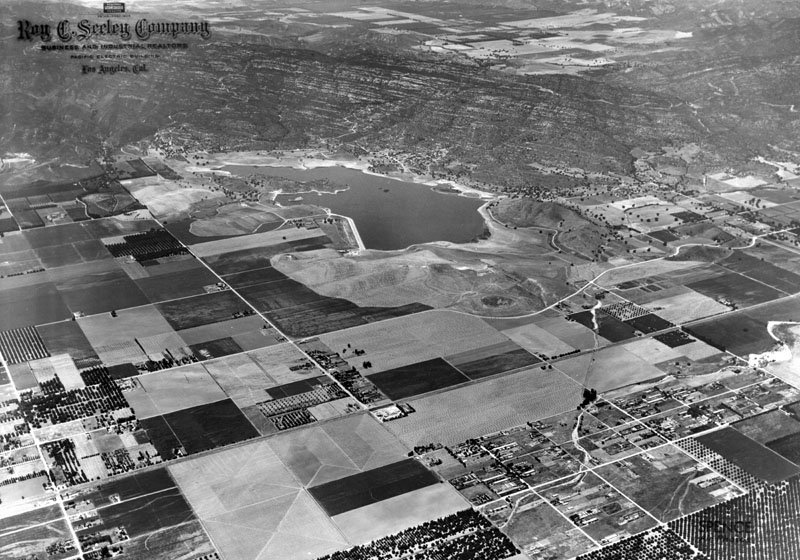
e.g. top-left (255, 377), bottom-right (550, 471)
top-left (123, 364), bottom-right (229, 418)
top-left (156, 290), bottom-right (252, 330)
top-left (501, 321), bottom-right (575, 358)
top-left (331, 483), bottom-right (467, 545)
top-left (134, 266), bottom-right (220, 303)
top-left (0, 281), bottom-right (71, 330)
top-left (446, 341), bottom-right (541, 379)
top-left (36, 320), bottom-right (99, 368)
top-left (113, 520), bottom-right (216, 560)
top-left (687, 271), bottom-right (784, 308)
top-left (685, 313), bottom-right (774, 356)
top-left (268, 412), bottom-right (409, 487)
top-left (191, 226), bottom-right (327, 258)
top-left (170, 438), bottom-right (347, 560)
top-left (321, 310), bottom-right (509, 374)
top-left (696, 428), bottom-right (800, 483)
top-left (238, 277), bottom-right (327, 312)
top-left (555, 345), bottom-right (667, 392)
top-left (159, 398), bottom-right (259, 455)
top-left (384, 366), bottom-right (581, 447)
top-left (366, 358), bottom-right (470, 400)
top-left (308, 458), bottom-right (439, 516)
top-left (222, 266), bottom-right (287, 288)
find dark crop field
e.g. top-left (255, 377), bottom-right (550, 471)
top-left (0, 282), bottom-right (71, 330)
top-left (139, 415), bottom-right (184, 460)
top-left (204, 238), bottom-right (328, 275)
top-left (696, 428), bottom-right (800, 484)
top-left (309, 458), bottom-right (439, 516)
top-left (135, 266), bottom-right (219, 303)
top-left (22, 222), bottom-right (93, 249)
top-left (266, 300), bottom-right (431, 339)
top-left (766, 433), bottom-right (800, 465)
top-left (625, 313), bottom-right (674, 334)
top-left (58, 274), bottom-right (150, 316)
top-left (568, 310), bottom-right (638, 342)
top-left (685, 313), bottom-right (773, 355)
top-left (0, 325), bottom-right (49, 365)
top-left (688, 271), bottom-right (783, 307)
top-left (161, 398), bottom-right (260, 455)
top-left (67, 468), bottom-right (176, 509)
top-left (189, 337), bottom-right (243, 360)
top-left (719, 252), bottom-right (800, 294)
top-left (239, 278), bottom-right (327, 312)
top-left (156, 290), bottom-right (252, 330)
top-left (37, 320), bottom-right (99, 367)
top-left (366, 358), bottom-right (470, 400)
top-left (223, 266), bottom-right (287, 288)
top-left (0, 504), bottom-right (62, 535)
top-left (34, 243), bottom-right (85, 268)
top-left (452, 348), bottom-right (541, 380)
top-left (76, 487), bottom-right (196, 540)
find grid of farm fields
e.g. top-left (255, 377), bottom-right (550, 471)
top-left (3, 158), bottom-right (800, 560)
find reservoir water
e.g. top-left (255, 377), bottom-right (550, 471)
top-left (222, 165), bottom-right (486, 251)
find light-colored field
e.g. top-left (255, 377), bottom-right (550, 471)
top-left (136, 331), bottom-right (187, 356)
top-left (623, 338), bottom-right (685, 364)
top-left (332, 483), bottom-right (467, 545)
top-left (556, 345), bottom-right (667, 392)
top-left (643, 290), bottom-right (730, 324)
top-left (78, 305), bottom-right (175, 351)
top-left (384, 366), bottom-right (581, 448)
top-left (502, 322), bottom-right (575, 357)
top-left (122, 175), bottom-right (223, 220)
top-left (123, 364), bottom-right (228, 418)
top-left (536, 316), bottom-right (609, 350)
top-left (247, 343), bottom-right (324, 385)
top-left (595, 259), bottom-right (702, 288)
top-left (170, 439), bottom-right (347, 560)
top-left (177, 315), bottom-right (266, 346)
top-left (203, 352), bottom-right (277, 408)
top-left (320, 310), bottom-right (508, 374)
top-left (190, 226), bottom-right (325, 258)
top-left (269, 413), bottom-right (409, 488)
top-left (190, 203), bottom-right (282, 237)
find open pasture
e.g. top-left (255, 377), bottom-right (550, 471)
top-left (170, 438), bottom-right (347, 560)
top-left (385, 366), bottom-right (581, 448)
top-left (156, 290), bottom-right (251, 331)
top-left (268, 412), bottom-right (409, 487)
top-left (332, 482), bottom-right (467, 545)
top-left (366, 358), bottom-right (470, 400)
top-left (320, 310), bottom-right (509, 374)
top-left (556, 345), bottom-right (666, 392)
top-left (595, 444), bottom-right (742, 522)
top-left (124, 364), bottom-right (228, 418)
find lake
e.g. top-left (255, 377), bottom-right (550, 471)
top-left (221, 165), bottom-right (486, 251)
